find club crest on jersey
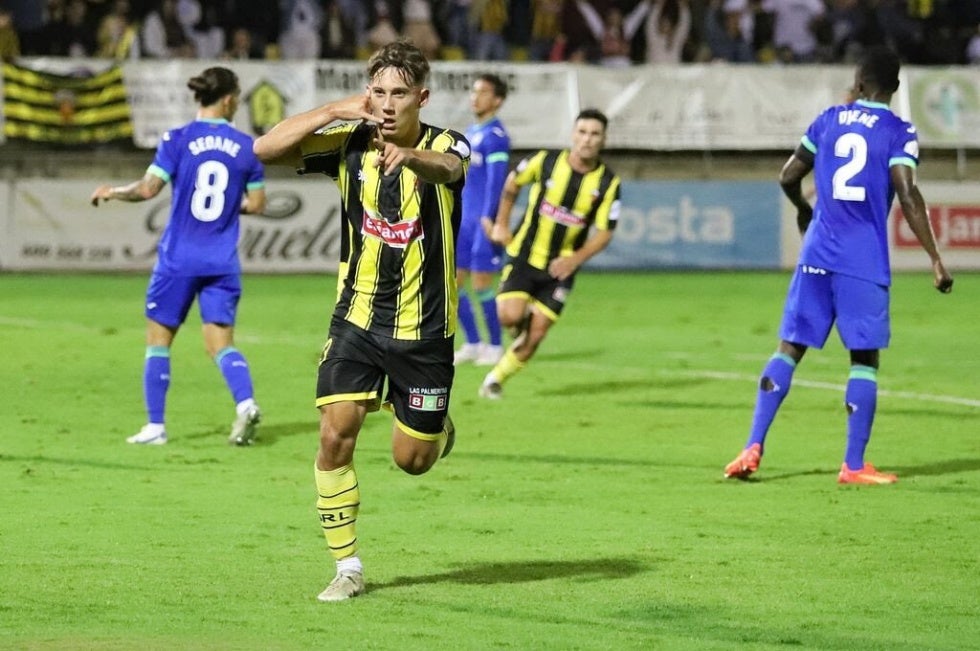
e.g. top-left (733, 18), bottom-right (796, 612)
top-left (362, 211), bottom-right (423, 248)
top-left (408, 386), bottom-right (448, 411)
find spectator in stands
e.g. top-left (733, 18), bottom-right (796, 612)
top-left (574, 0), bottom-right (651, 67)
top-left (472, 0), bottom-right (509, 60)
top-left (95, 0), bottom-right (139, 60)
top-left (703, 0), bottom-right (755, 63)
top-left (528, 0), bottom-right (564, 61)
top-left (280, 0), bottom-right (323, 59)
top-left (223, 0), bottom-right (280, 59)
top-left (767, 0), bottom-right (826, 63)
top-left (335, 0), bottom-right (368, 51)
top-left (142, 0), bottom-right (195, 58)
top-left (644, 0), bottom-right (692, 63)
top-left (187, 2), bottom-right (226, 59)
top-left (5, 0), bottom-right (44, 54)
top-left (967, 24), bottom-right (980, 64)
top-left (366, 1), bottom-right (399, 53)
top-left (320, 0), bottom-right (357, 59)
top-left (403, 0), bottom-right (441, 61)
top-left (43, 0), bottom-right (97, 57)
top-left (0, 5), bottom-right (20, 61)
top-left (823, 0), bottom-right (874, 64)
top-left (439, 0), bottom-right (474, 56)
top-left (222, 25), bottom-right (258, 59)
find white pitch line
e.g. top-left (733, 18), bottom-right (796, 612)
top-left (682, 370), bottom-right (980, 408)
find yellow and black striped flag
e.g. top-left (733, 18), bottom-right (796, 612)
top-left (2, 63), bottom-right (133, 145)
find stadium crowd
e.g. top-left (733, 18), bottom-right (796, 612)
top-left (1, 0), bottom-right (979, 66)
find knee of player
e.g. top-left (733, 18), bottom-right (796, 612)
top-left (393, 451), bottom-right (435, 476)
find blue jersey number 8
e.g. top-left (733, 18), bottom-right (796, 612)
top-left (191, 160), bottom-right (230, 222)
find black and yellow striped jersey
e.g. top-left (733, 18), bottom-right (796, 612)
top-left (299, 121), bottom-right (470, 340)
top-left (507, 149), bottom-right (620, 270)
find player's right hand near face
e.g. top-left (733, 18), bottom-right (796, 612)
top-left (330, 93), bottom-right (382, 126)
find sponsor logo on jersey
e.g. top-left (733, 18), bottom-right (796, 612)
top-left (361, 211), bottom-right (423, 248)
top-left (539, 200), bottom-right (585, 227)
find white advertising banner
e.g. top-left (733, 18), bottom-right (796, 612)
top-left (7, 59), bottom-right (978, 150)
top-left (780, 181), bottom-right (980, 272)
top-left (1, 178), bottom-right (343, 273)
top-left (123, 60), bottom-right (318, 149)
top-left (891, 181), bottom-right (980, 271)
top-left (577, 64), bottom-right (852, 150)
top-left (311, 60), bottom-right (579, 148)
top-left (905, 67), bottom-right (980, 149)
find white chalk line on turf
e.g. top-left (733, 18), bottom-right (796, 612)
top-left (678, 370), bottom-right (980, 408)
top-left (5, 314), bottom-right (977, 407)
top-left (539, 357), bottom-right (980, 409)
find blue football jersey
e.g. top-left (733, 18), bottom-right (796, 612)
top-left (148, 118), bottom-right (265, 276)
top-left (798, 99), bottom-right (919, 286)
top-left (462, 116), bottom-right (510, 224)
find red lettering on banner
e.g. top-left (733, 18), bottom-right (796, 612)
top-left (362, 212), bottom-right (423, 248)
top-left (892, 204), bottom-right (980, 249)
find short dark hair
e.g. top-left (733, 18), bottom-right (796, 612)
top-left (187, 67), bottom-right (239, 106)
top-left (858, 46), bottom-right (900, 95)
top-left (368, 39), bottom-right (430, 88)
top-left (576, 108), bottom-right (608, 130)
top-left (476, 73), bottom-right (508, 100)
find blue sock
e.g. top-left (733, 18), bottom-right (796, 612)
top-left (144, 346), bottom-right (170, 425)
top-left (458, 292), bottom-right (481, 344)
top-left (844, 365), bottom-right (877, 471)
top-left (746, 353), bottom-right (797, 449)
top-left (477, 288), bottom-right (501, 346)
top-left (216, 347), bottom-right (254, 404)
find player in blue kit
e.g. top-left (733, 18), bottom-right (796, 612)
top-left (723, 46), bottom-right (953, 485)
top-left (454, 73), bottom-right (511, 366)
top-left (91, 66), bottom-right (267, 447)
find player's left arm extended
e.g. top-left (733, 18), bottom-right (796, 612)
top-left (548, 228), bottom-right (613, 281)
top-left (892, 164), bottom-right (953, 293)
top-left (90, 172), bottom-right (165, 206)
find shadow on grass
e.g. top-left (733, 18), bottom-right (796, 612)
top-left (179, 421), bottom-right (313, 446)
top-left (543, 377), bottom-right (712, 398)
top-left (735, 468), bottom-right (833, 483)
top-left (892, 457), bottom-right (980, 477)
top-left (0, 453), bottom-right (157, 472)
top-left (727, 458), bottom-right (980, 482)
top-left (372, 557), bottom-right (646, 592)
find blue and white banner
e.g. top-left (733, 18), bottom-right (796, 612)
top-left (590, 180), bottom-right (782, 269)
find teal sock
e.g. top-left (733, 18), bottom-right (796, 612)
top-left (216, 347), bottom-right (254, 404)
top-left (844, 365), bottom-right (877, 470)
top-left (746, 353), bottom-right (796, 449)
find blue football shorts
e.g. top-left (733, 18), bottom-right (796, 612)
top-left (145, 272), bottom-right (241, 328)
top-left (456, 214), bottom-right (503, 273)
top-left (779, 265), bottom-right (890, 350)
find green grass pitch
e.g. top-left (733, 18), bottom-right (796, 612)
top-left (1, 271), bottom-right (977, 650)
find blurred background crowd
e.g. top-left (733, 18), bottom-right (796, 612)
top-left (1, 0), bottom-right (979, 67)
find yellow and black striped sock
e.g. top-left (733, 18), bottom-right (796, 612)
top-left (314, 463), bottom-right (360, 560)
top-left (492, 349), bottom-right (526, 386)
